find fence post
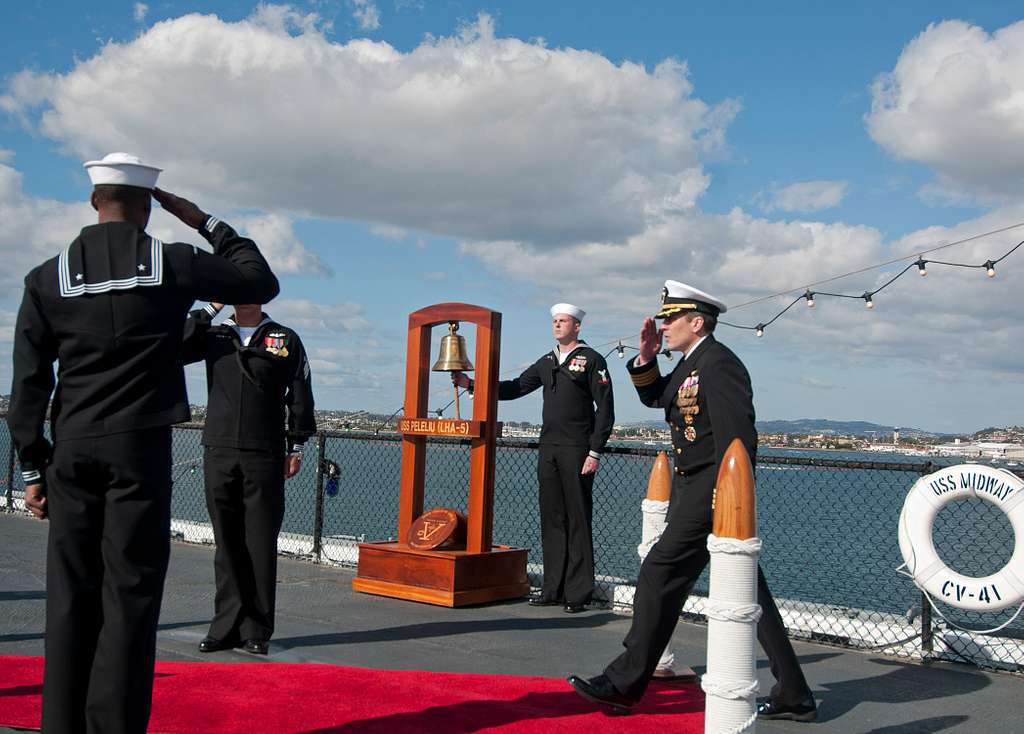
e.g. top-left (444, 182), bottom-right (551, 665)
top-left (920, 592), bottom-right (933, 656)
top-left (312, 431), bottom-right (326, 563)
top-left (5, 440), bottom-right (15, 513)
top-left (917, 461), bottom-right (935, 658)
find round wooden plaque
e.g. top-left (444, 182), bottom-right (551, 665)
top-left (407, 507), bottom-right (468, 550)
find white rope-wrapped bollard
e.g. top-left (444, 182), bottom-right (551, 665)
top-left (703, 439), bottom-right (761, 734)
top-left (702, 535), bottom-right (761, 734)
top-left (639, 497), bottom-right (677, 673)
top-left (639, 452), bottom-right (682, 676)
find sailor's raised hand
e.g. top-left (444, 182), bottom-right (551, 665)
top-left (637, 317), bottom-right (663, 365)
top-left (153, 188), bottom-right (208, 230)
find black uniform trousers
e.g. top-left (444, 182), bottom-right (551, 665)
top-left (605, 464), bottom-right (811, 704)
top-left (42, 427), bottom-right (172, 734)
top-left (536, 444), bottom-right (595, 605)
top-left (203, 446), bottom-right (286, 642)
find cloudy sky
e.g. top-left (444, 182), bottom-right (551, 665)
top-left (1, 1), bottom-right (1022, 432)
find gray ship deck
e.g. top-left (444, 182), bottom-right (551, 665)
top-left (1, 512), bottom-right (1018, 733)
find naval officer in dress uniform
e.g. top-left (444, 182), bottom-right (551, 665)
top-left (182, 302), bottom-right (316, 655)
top-left (7, 152), bottom-right (279, 734)
top-left (453, 304), bottom-right (614, 613)
top-left (568, 281), bottom-right (816, 722)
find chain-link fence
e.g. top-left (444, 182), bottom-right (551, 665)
top-left (2, 422), bottom-right (1022, 674)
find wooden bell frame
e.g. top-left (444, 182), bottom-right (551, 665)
top-left (352, 303), bottom-right (529, 606)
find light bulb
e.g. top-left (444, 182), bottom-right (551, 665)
top-left (755, 324), bottom-right (765, 338)
top-left (616, 343), bottom-right (625, 359)
top-left (986, 261), bottom-right (996, 278)
top-left (917, 259), bottom-right (927, 276)
top-left (864, 294), bottom-right (874, 309)
top-left (805, 290), bottom-right (815, 308)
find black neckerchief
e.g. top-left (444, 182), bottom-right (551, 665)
top-left (221, 314), bottom-right (278, 391)
top-left (545, 340), bottom-right (588, 391)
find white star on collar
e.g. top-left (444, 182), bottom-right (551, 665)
top-left (75, 273), bottom-right (83, 281)
top-left (138, 264), bottom-right (147, 272)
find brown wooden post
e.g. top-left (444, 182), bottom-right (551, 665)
top-left (397, 320), bottom-right (431, 543)
top-left (466, 310), bottom-right (501, 553)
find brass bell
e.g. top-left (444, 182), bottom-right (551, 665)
top-left (432, 321), bottom-right (474, 372)
top-left (432, 321), bottom-right (473, 419)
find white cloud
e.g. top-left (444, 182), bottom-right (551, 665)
top-left (0, 158), bottom-right (326, 284)
top-left (798, 377), bottom-right (840, 390)
top-left (867, 19), bottom-right (1024, 202)
top-left (268, 298), bottom-right (371, 334)
top-left (461, 202), bottom-right (1024, 379)
top-left (0, 310), bottom-right (16, 343)
top-left (369, 224), bottom-right (410, 240)
top-left (351, 0), bottom-right (381, 31)
top-left (760, 179), bottom-right (848, 213)
top-left (0, 160), bottom-right (95, 286)
top-left (230, 213), bottom-right (331, 276)
top-left (1, 9), bottom-right (734, 248)
top-left (133, 3), bottom-right (148, 23)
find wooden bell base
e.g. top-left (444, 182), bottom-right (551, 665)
top-left (352, 542), bottom-right (529, 607)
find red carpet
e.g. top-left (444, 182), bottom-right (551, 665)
top-left (0, 656), bottom-right (703, 733)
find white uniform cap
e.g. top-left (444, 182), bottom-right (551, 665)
top-left (550, 303), bottom-right (585, 321)
top-left (84, 152), bottom-right (162, 189)
top-left (656, 280), bottom-right (727, 318)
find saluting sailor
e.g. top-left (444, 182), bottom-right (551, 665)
top-left (182, 301), bottom-right (316, 655)
top-left (7, 152), bottom-right (279, 734)
top-left (453, 303), bottom-right (614, 613)
top-left (569, 281), bottom-right (816, 722)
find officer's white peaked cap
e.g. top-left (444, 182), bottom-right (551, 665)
top-left (84, 152), bottom-right (162, 189)
top-left (550, 303), bottom-right (585, 321)
top-left (656, 280), bottom-right (727, 318)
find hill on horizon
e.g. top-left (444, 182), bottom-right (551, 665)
top-left (625, 417), bottom-right (953, 437)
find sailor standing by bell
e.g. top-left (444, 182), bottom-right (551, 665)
top-left (7, 152), bottom-right (279, 734)
top-left (453, 303), bottom-right (614, 613)
top-left (182, 301), bottom-right (316, 655)
top-left (569, 281), bottom-right (815, 721)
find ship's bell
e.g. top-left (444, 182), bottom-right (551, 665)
top-left (432, 321), bottom-right (474, 373)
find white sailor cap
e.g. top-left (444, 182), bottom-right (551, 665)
top-left (550, 303), bottom-right (585, 322)
top-left (656, 280), bottom-right (727, 319)
top-left (84, 152), bottom-right (162, 190)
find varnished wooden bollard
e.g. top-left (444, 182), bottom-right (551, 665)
top-left (712, 439), bottom-right (757, 540)
top-left (646, 451), bottom-right (672, 502)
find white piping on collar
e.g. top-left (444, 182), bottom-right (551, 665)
top-left (59, 237), bottom-right (163, 298)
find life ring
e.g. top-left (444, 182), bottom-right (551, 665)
top-left (898, 464), bottom-right (1024, 612)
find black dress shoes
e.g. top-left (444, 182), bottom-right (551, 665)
top-left (197, 636), bottom-right (237, 653)
top-left (567, 674), bottom-right (635, 713)
top-left (242, 639), bottom-right (269, 655)
top-left (528, 595), bottom-right (562, 607)
top-left (757, 697), bottom-right (817, 722)
top-left (563, 602), bottom-right (587, 614)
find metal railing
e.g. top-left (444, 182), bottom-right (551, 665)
top-left (2, 421), bottom-right (1021, 674)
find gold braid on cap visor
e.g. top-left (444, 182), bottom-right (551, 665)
top-left (655, 303), bottom-right (698, 319)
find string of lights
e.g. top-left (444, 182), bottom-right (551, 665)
top-left (727, 221), bottom-right (1024, 310)
top-left (719, 237), bottom-right (1022, 338)
top-left (388, 227), bottom-right (1024, 417)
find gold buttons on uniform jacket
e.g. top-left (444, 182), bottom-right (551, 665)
top-left (675, 447), bottom-right (682, 455)
top-left (674, 467), bottom-right (685, 476)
